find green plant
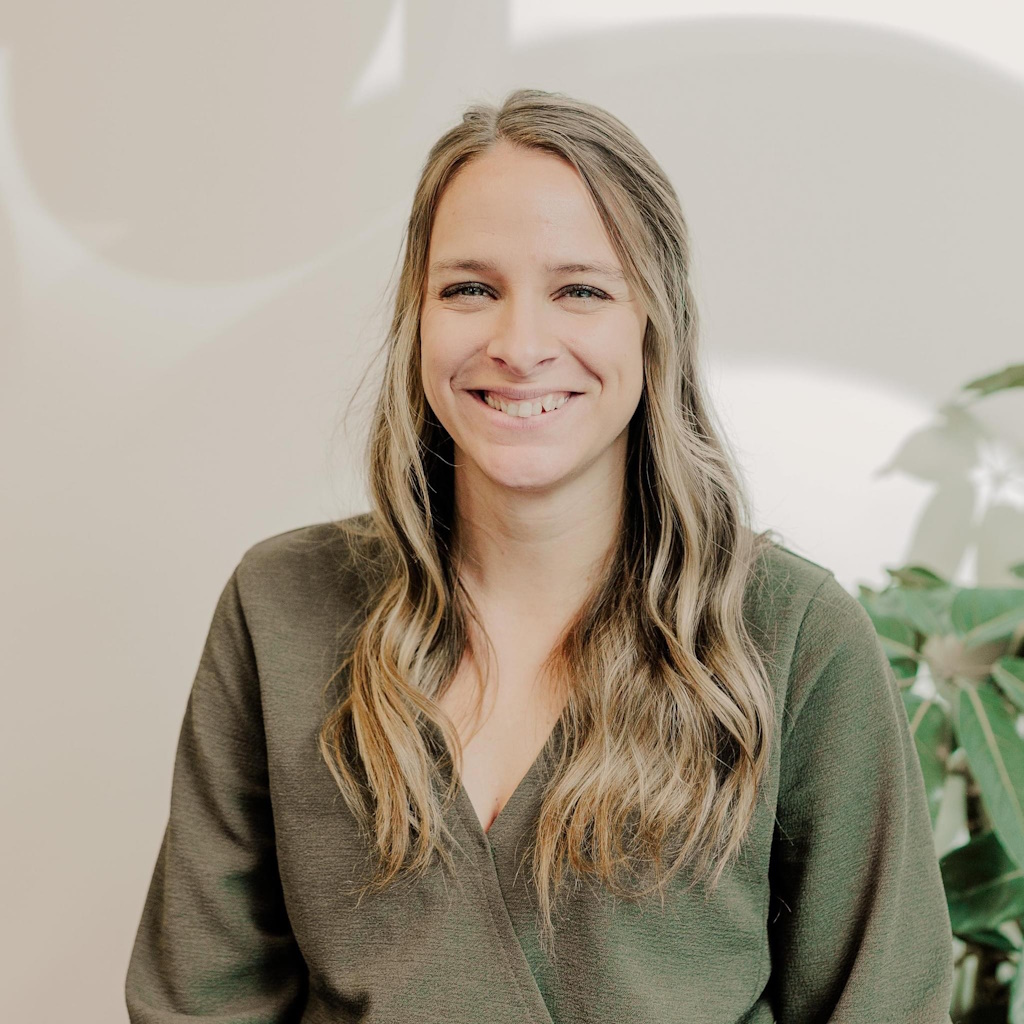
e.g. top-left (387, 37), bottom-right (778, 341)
top-left (858, 363), bottom-right (1024, 1022)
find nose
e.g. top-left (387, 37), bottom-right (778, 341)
top-left (485, 292), bottom-right (561, 374)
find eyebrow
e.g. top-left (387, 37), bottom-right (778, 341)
top-left (428, 257), bottom-right (625, 281)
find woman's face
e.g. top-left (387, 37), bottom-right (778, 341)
top-left (419, 142), bottom-right (647, 498)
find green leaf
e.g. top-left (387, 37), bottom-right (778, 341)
top-left (1010, 561), bottom-right (1024, 581)
top-left (888, 657), bottom-right (920, 682)
top-left (959, 682), bottom-right (1024, 869)
top-left (903, 692), bottom-right (954, 827)
top-left (885, 564), bottom-right (950, 589)
top-left (961, 363), bottom-right (1024, 397)
top-left (908, 588), bottom-right (957, 637)
top-left (952, 588), bottom-right (1024, 646)
top-left (994, 658), bottom-right (1024, 714)
top-left (860, 583), bottom-right (956, 637)
top-left (955, 926), bottom-right (1019, 952)
top-left (867, 613), bottom-right (920, 663)
top-left (940, 828), bottom-right (1024, 934)
top-left (858, 592), bottom-right (929, 680)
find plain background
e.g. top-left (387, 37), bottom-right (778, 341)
top-left (1, 3), bottom-right (1022, 1020)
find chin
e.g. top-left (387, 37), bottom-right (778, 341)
top-left (484, 466), bottom-right (572, 492)
top-left (467, 450), bottom-right (550, 477)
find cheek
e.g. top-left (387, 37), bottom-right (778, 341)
top-left (589, 327), bottom-right (644, 392)
top-left (418, 321), bottom-right (448, 389)
top-left (420, 313), bottom-right (470, 374)
top-left (419, 321), bottom-right (472, 420)
top-left (418, 326), bottom-right (441, 410)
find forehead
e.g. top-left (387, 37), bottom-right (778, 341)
top-left (429, 145), bottom-right (617, 262)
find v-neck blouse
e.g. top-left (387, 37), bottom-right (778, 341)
top-left (445, 714), bottom-right (563, 850)
top-left (125, 517), bottom-right (955, 1023)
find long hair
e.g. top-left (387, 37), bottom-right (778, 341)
top-left (318, 87), bottom-right (779, 958)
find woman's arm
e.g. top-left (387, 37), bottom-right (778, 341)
top-left (125, 566), bottom-right (308, 1022)
top-left (767, 572), bottom-right (954, 1023)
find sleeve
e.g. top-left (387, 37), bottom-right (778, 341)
top-left (125, 565), bottom-right (309, 1022)
top-left (766, 572), bottom-right (955, 1023)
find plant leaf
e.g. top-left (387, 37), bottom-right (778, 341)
top-left (903, 692), bottom-right (954, 827)
top-left (955, 926), bottom-right (1019, 953)
top-left (904, 587), bottom-right (957, 636)
top-left (993, 658), bottom-right (1024, 714)
top-left (867, 613), bottom-right (920, 664)
top-left (885, 564), bottom-right (951, 589)
top-left (961, 363), bottom-right (1024, 397)
top-left (940, 828), bottom-right (1024, 934)
top-left (952, 588), bottom-right (1024, 646)
top-left (959, 682), bottom-right (1024, 870)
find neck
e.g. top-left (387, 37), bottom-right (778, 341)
top-left (451, 455), bottom-right (624, 623)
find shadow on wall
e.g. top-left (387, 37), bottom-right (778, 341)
top-left (875, 372), bottom-right (1024, 587)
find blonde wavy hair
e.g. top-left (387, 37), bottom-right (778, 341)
top-left (318, 86), bottom-right (779, 958)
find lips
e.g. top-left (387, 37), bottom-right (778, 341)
top-left (472, 389), bottom-right (580, 402)
top-left (466, 388), bottom-right (580, 424)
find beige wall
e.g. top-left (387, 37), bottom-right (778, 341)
top-left (0, 4), bottom-right (1021, 1020)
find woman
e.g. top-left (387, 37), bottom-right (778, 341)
top-left (126, 88), bottom-right (954, 1023)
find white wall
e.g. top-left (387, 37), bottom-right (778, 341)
top-left (0, 3), bottom-right (1021, 1020)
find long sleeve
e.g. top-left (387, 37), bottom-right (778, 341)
top-left (766, 572), bottom-right (954, 1023)
top-left (125, 565), bottom-right (308, 1022)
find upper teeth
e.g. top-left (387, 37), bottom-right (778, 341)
top-left (483, 389), bottom-right (573, 413)
top-left (483, 391), bottom-right (571, 417)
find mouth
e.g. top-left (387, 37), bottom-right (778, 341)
top-left (467, 389), bottom-right (581, 426)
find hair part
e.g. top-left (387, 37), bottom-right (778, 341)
top-left (317, 86), bottom-right (779, 960)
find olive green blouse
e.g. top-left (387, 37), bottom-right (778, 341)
top-left (125, 517), bottom-right (955, 1022)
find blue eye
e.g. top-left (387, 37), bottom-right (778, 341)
top-left (559, 284), bottom-right (607, 300)
top-left (440, 283), bottom-right (490, 299)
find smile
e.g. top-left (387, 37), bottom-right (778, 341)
top-left (467, 389), bottom-right (580, 428)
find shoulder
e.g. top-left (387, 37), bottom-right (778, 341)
top-left (232, 511), bottom-right (392, 629)
top-left (748, 539), bottom-right (832, 602)
top-left (758, 540), bottom-right (879, 662)
top-left (742, 538), bottom-right (833, 656)
top-left (742, 537), bottom-right (880, 698)
top-left (751, 543), bottom-right (891, 744)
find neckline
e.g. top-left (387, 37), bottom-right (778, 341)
top-left (429, 714), bottom-right (564, 852)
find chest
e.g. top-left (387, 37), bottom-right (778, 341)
top-left (434, 651), bottom-right (567, 835)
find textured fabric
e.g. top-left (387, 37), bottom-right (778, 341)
top-left (125, 516), bottom-right (955, 1023)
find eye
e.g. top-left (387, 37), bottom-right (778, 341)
top-left (559, 284), bottom-right (609, 301)
top-left (439, 283), bottom-right (492, 300)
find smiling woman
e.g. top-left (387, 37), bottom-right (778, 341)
top-left (125, 87), bottom-right (955, 1024)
